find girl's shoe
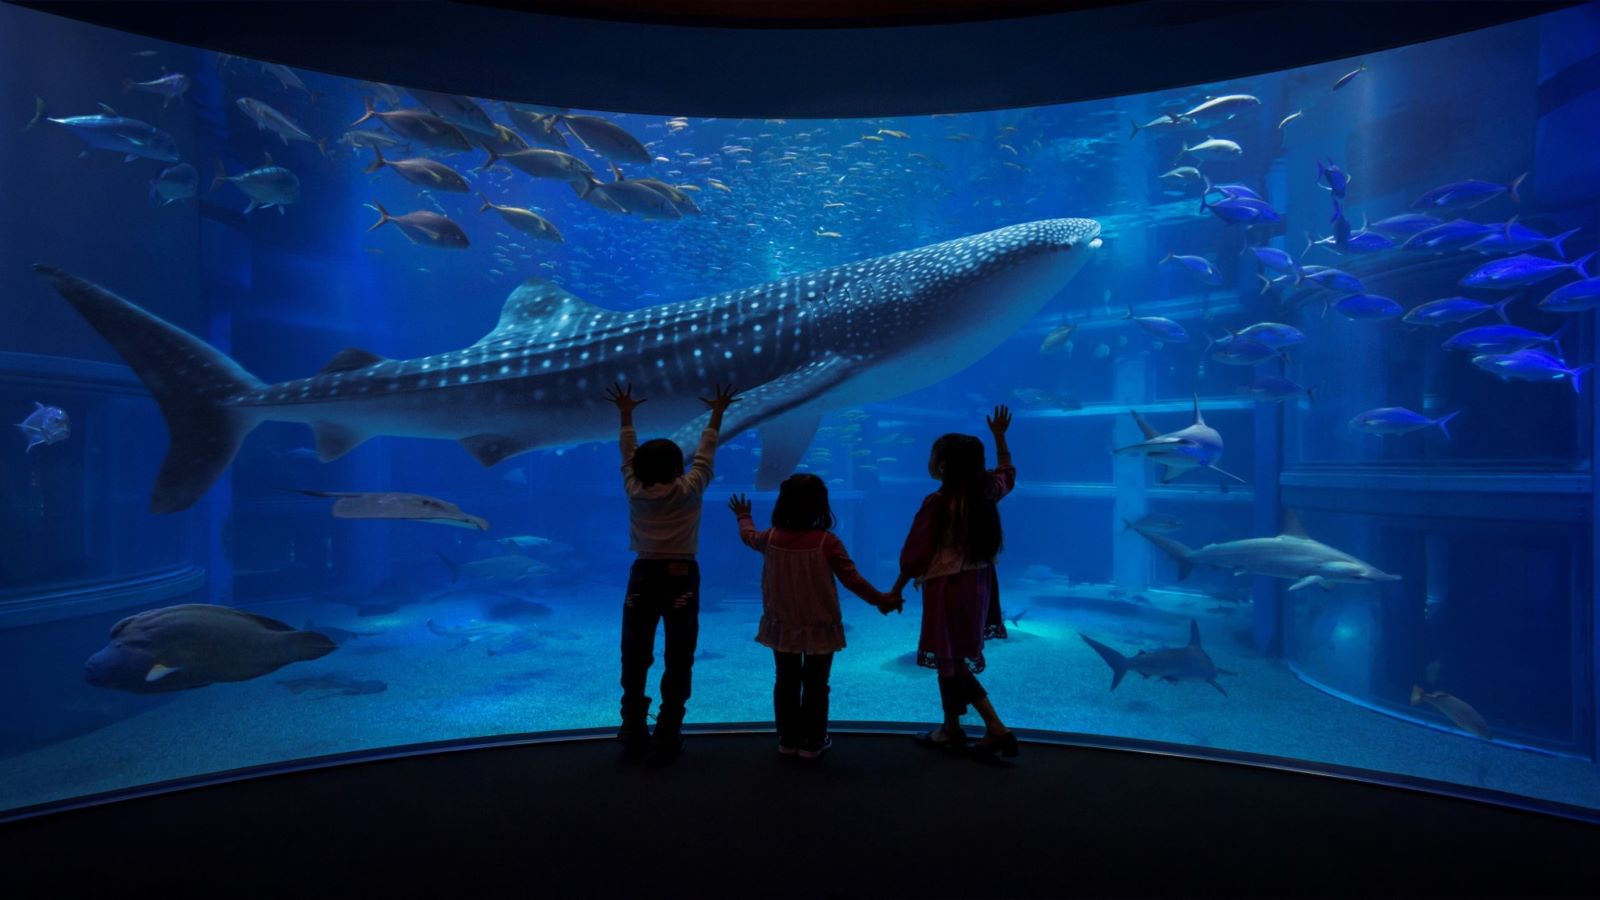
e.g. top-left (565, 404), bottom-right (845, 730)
top-left (777, 741), bottom-right (800, 756)
top-left (970, 729), bottom-right (1020, 760)
top-left (913, 726), bottom-right (967, 751)
top-left (798, 735), bottom-right (832, 759)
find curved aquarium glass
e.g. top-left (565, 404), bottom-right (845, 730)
top-left (2, 2), bottom-right (1598, 817)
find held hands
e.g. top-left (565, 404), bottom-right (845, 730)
top-left (728, 493), bottom-right (752, 518)
top-left (875, 590), bottom-right (905, 616)
top-left (986, 404), bottom-right (1012, 437)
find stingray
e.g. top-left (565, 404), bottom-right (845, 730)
top-left (290, 489), bottom-right (489, 530)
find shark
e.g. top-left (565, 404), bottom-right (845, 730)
top-left (1113, 394), bottom-right (1245, 486)
top-left (1130, 509), bottom-right (1400, 592)
top-left (1080, 619), bottom-right (1235, 696)
top-left (33, 217), bottom-right (1101, 513)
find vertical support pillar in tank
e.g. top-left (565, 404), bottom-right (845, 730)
top-left (1111, 359), bottom-right (1148, 592)
top-left (1250, 154), bottom-right (1290, 656)
top-left (198, 221), bottom-right (245, 606)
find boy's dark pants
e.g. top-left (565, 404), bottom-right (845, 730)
top-left (620, 558), bottom-right (700, 726)
top-left (773, 650), bottom-right (834, 747)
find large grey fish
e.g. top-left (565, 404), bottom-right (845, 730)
top-left (503, 104), bottom-right (569, 148)
top-left (211, 157), bottom-right (300, 215)
top-left (407, 88), bottom-right (499, 137)
top-left (1080, 620), bottom-right (1235, 696)
top-left (122, 72), bottom-right (190, 107)
top-left (1131, 510), bottom-right (1399, 592)
top-left (291, 489), bottom-right (489, 530)
top-left (478, 193), bottom-right (563, 242)
top-left (84, 604), bottom-right (337, 692)
top-left (1114, 395), bottom-right (1244, 486)
top-left (558, 113), bottom-right (652, 164)
top-left (364, 147), bottom-right (471, 192)
top-left (367, 202), bottom-right (470, 249)
top-left (150, 162), bottom-right (199, 206)
top-left (16, 401), bottom-right (70, 451)
top-left (481, 146), bottom-right (594, 189)
top-left (350, 98), bottom-right (471, 152)
top-left (235, 97), bottom-right (322, 152)
top-left (574, 173), bottom-right (681, 220)
top-left (1410, 684), bottom-right (1491, 739)
top-left (25, 97), bottom-right (178, 162)
top-left (32, 217), bottom-right (1101, 513)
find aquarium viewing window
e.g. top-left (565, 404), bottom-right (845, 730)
top-left (1, 0), bottom-right (1598, 822)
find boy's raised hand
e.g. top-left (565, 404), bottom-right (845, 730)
top-left (986, 404), bottom-right (1012, 436)
top-left (701, 383), bottom-right (740, 430)
top-left (605, 382), bottom-right (647, 414)
top-left (728, 493), bottom-right (752, 517)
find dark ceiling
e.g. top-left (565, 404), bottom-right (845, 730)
top-left (7, 0), bottom-right (1578, 116)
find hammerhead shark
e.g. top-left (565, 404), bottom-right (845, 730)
top-left (1114, 394), bottom-right (1246, 487)
top-left (33, 217), bottom-right (1101, 513)
top-left (1080, 619), bottom-right (1235, 696)
top-left (1130, 509), bottom-right (1400, 592)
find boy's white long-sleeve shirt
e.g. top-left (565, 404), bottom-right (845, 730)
top-left (620, 426), bottom-right (719, 559)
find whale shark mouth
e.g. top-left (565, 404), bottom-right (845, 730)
top-left (33, 217), bottom-right (1101, 513)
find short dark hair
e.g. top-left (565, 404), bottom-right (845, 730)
top-left (771, 474), bottom-right (836, 531)
top-left (633, 438), bottom-right (684, 487)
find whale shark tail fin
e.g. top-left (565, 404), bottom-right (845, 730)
top-left (33, 266), bottom-right (265, 513)
top-left (1080, 634), bottom-right (1130, 691)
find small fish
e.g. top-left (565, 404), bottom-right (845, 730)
top-left (149, 162), bottom-right (198, 206)
top-left (478, 193), bottom-right (562, 242)
top-left (235, 97), bottom-right (322, 151)
top-left (1334, 293), bottom-right (1403, 320)
top-left (367, 201), bottom-right (470, 249)
top-left (1159, 166), bottom-right (1205, 184)
top-left (1316, 158), bottom-right (1350, 198)
top-left (1129, 113), bottom-right (1195, 137)
top-left (1368, 213), bottom-right (1444, 238)
top-left (211, 158), bottom-right (299, 215)
top-left (1177, 94), bottom-right (1261, 126)
top-left (1471, 349), bottom-right (1591, 393)
top-left (1332, 63), bottom-right (1367, 91)
top-left (1244, 375), bottom-right (1315, 404)
top-left (1233, 322), bottom-right (1304, 348)
top-left (1245, 246), bottom-right (1299, 278)
top-left (1411, 685), bottom-right (1491, 739)
top-left (1403, 296), bottom-right (1515, 327)
top-left (122, 72), bottom-right (190, 107)
top-left (364, 147), bottom-right (470, 192)
top-left (338, 128), bottom-right (408, 151)
top-left (1442, 323), bottom-right (1562, 355)
top-left (1039, 322), bottom-right (1077, 354)
top-left (815, 229), bottom-right (842, 239)
top-left (1459, 253), bottom-right (1592, 290)
top-left (1209, 336), bottom-right (1279, 366)
top-left (350, 98), bottom-right (471, 152)
top-left (16, 402), bottom-right (70, 451)
top-left (278, 674), bottom-right (387, 696)
top-left (1160, 252), bottom-right (1222, 285)
top-left (1174, 136), bottom-right (1242, 165)
top-left (1348, 407), bottom-right (1459, 439)
top-left (1299, 267), bottom-right (1365, 294)
top-left (1093, 343), bottom-right (1111, 359)
top-left (558, 113), bottom-right (652, 165)
top-left (1412, 173), bottom-right (1526, 210)
top-left (1401, 219), bottom-right (1499, 253)
top-left (1125, 307), bottom-right (1189, 343)
top-left (1464, 218), bottom-right (1580, 258)
top-left (1122, 513), bottom-right (1184, 533)
top-left (291, 489), bottom-right (488, 529)
top-left (1004, 608), bottom-right (1028, 628)
top-left (1276, 110), bottom-right (1304, 130)
top-left (1539, 276), bottom-right (1600, 313)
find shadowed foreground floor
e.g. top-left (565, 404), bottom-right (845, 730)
top-left (2, 731), bottom-right (1597, 898)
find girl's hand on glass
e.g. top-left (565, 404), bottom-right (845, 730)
top-left (728, 493), bottom-right (752, 517)
top-left (605, 382), bottom-right (647, 413)
top-left (701, 383), bottom-right (740, 413)
top-left (986, 404), bottom-right (1011, 436)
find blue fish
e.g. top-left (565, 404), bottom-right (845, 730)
top-left (1245, 375), bottom-right (1315, 403)
top-left (1316, 159), bottom-right (1350, 198)
top-left (1471, 349), bottom-right (1590, 393)
top-left (1459, 252), bottom-right (1592, 290)
top-left (1330, 199), bottom-right (1352, 251)
top-left (1401, 219), bottom-right (1499, 253)
top-left (1204, 181), bottom-right (1263, 202)
top-left (1161, 252), bottom-right (1222, 285)
top-left (1368, 213), bottom-right (1443, 238)
top-left (1402, 296), bottom-right (1514, 327)
top-left (1465, 218), bottom-right (1580, 258)
top-left (1332, 63), bottom-right (1367, 91)
top-left (1209, 335), bottom-right (1280, 366)
top-left (1334, 293), bottom-right (1403, 320)
top-left (1125, 308), bottom-right (1190, 343)
top-left (149, 162), bottom-right (198, 207)
top-left (1233, 322), bottom-right (1304, 348)
top-left (16, 402), bottom-right (70, 451)
top-left (1412, 173), bottom-right (1526, 210)
top-left (1299, 267), bottom-right (1365, 294)
top-left (1442, 323), bottom-right (1561, 355)
top-left (24, 97), bottom-right (178, 162)
top-left (1538, 277), bottom-right (1600, 314)
top-left (1348, 407), bottom-right (1458, 439)
top-left (1200, 189), bottom-right (1280, 225)
top-left (1245, 246), bottom-right (1299, 277)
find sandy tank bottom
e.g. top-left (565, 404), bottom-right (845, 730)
top-left (2, 576), bottom-right (1596, 814)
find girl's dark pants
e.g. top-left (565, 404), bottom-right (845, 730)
top-left (620, 559), bottom-right (700, 727)
top-left (772, 650), bottom-right (833, 747)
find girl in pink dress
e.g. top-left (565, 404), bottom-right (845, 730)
top-left (889, 405), bottom-right (1018, 760)
top-left (730, 475), bottom-right (894, 759)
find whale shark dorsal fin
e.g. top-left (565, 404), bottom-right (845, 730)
top-left (1192, 393), bottom-right (1204, 425)
top-left (1188, 619), bottom-right (1202, 647)
top-left (475, 279), bottom-right (612, 346)
top-left (319, 347), bottom-right (389, 375)
top-left (1281, 508), bottom-right (1309, 538)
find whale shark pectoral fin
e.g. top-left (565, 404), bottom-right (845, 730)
top-left (671, 356), bottom-right (856, 467)
top-left (473, 279), bottom-right (614, 346)
top-left (755, 413), bottom-right (822, 490)
top-left (459, 433), bottom-right (537, 467)
top-left (313, 422), bottom-right (371, 461)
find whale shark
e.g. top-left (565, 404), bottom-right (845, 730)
top-left (34, 217), bottom-right (1101, 513)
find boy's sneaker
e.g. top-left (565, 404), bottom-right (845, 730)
top-left (777, 741), bottom-right (800, 756)
top-left (798, 735), bottom-right (832, 759)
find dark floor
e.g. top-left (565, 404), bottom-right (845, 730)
top-left (3, 731), bottom-right (1597, 898)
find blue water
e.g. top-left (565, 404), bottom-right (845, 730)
top-left (2, 2), bottom-right (1599, 815)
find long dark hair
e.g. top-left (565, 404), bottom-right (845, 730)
top-left (930, 433), bottom-right (1003, 563)
top-left (771, 473), bottom-right (836, 531)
